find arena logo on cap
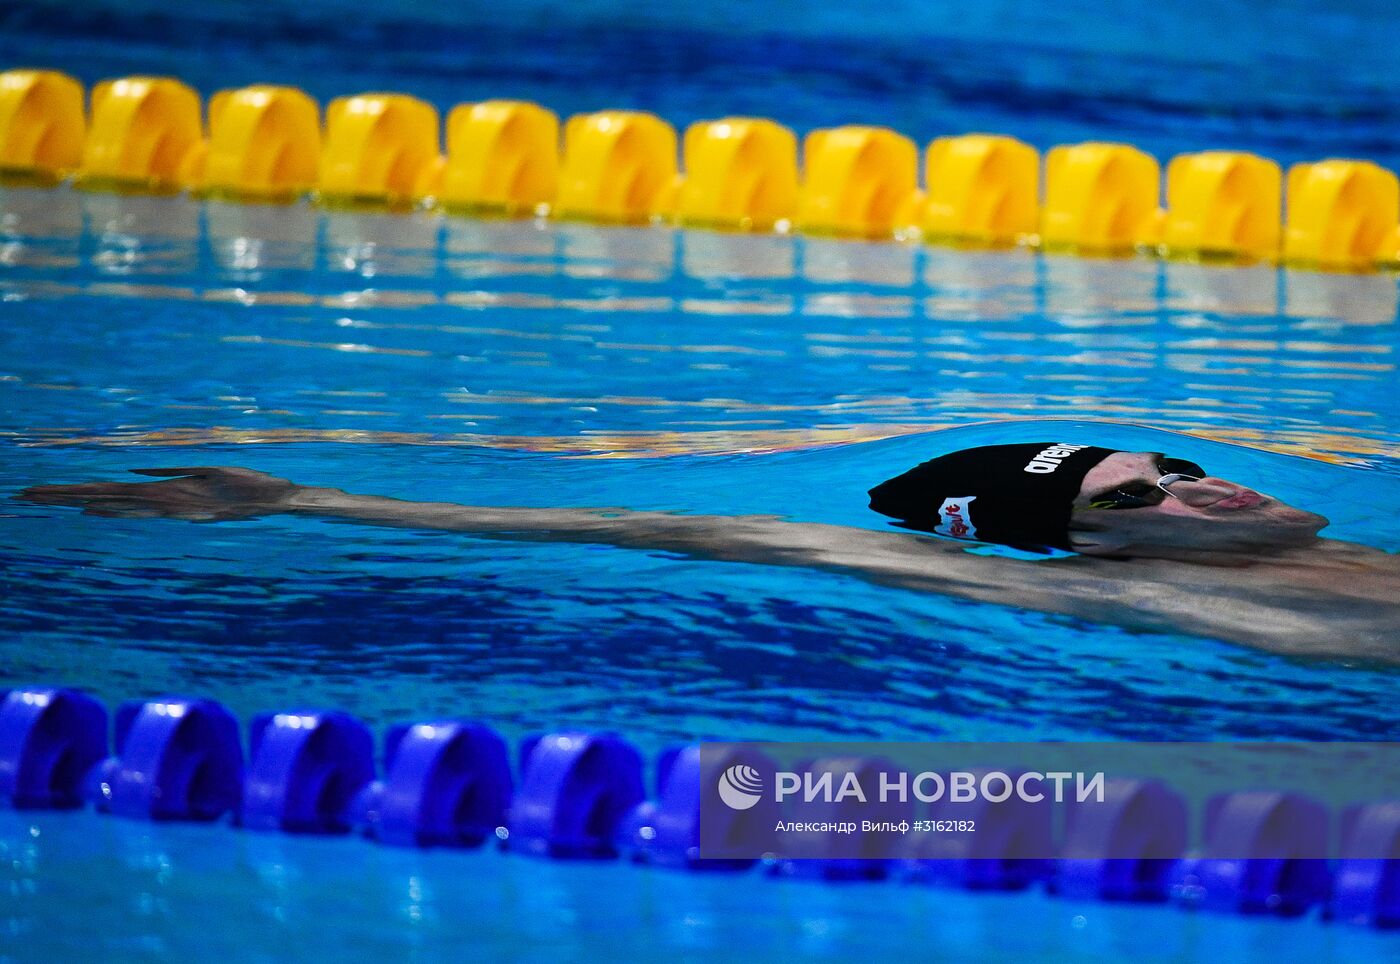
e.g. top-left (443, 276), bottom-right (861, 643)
top-left (1023, 443), bottom-right (1091, 474)
top-left (935, 496), bottom-right (977, 539)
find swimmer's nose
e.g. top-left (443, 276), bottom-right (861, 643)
top-left (1167, 476), bottom-right (1243, 507)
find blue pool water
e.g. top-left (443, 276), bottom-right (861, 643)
top-left (4, 1), bottom-right (1400, 960)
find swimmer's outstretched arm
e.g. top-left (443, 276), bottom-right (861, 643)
top-left (19, 467), bottom-right (1400, 662)
top-left (19, 467), bottom-right (1095, 608)
top-left (18, 466), bottom-right (974, 567)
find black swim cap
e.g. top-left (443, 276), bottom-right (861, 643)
top-left (868, 443), bottom-right (1117, 551)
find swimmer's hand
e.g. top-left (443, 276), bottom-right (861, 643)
top-left (17, 467), bottom-right (305, 522)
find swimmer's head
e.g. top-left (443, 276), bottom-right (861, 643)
top-left (868, 443), bottom-right (1327, 556)
top-left (1064, 450), bottom-right (1326, 556)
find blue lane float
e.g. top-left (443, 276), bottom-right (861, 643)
top-left (1327, 801), bottom-right (1400, 928)
top-left (621, 744), bottom-right (775, 869)
top-left (91, 697), bottom-right (243, 821)
top-left (1170, 790), bottom-right (1331, 917)
top-left (775, 755), bottom-right (912, 882)
top-left (356, 720), bottom-right (512, 848)
top-left (508, 731), bottom-right (645, 858)
top-left (3, 685), bottom-right (1400, 932)
top-left (243, 709), bottom-right (375, 834)
top-left (906, 768), bottom-right (1053, 891)
top-left (0, 687), bottom-right (106, 809)
top-left (1052, 778), bottom-right (1188, 902)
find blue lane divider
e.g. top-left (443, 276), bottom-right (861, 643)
top-left (356, 720), bottom-right (512, 848)
top-left (509, 731), bottom-right (645, 858)
top-left (1170, 791), bottom-right (1331, 917)
top-left (621, 744), bottom-right (774, 869)
top-left (907, 767), bottom-right (1052, 891)
top-left (91, 697), bottom-right (243, 821)
top-left (2, 686), bottom-right (1398, 931)
top-left (244, 709), bottom-right (375, 833)
top-left (1328, 801), bottom-right (1400, 927)
top-left (0, 687), bottom-right (106, 809)
top-left (1052, 778), bottom-right (1188, 902)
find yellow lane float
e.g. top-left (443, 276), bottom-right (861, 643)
top-left (554, 110), bottom-right (678, 223)
top-left (1283, 159), bottom-right (1399, 271)
top-left (438, 100), bottom-right (559, 216)
top-left (675, 117), bottom-right (798, 231)
top-left (1161, 151), bottom-right (1281, 261)
top-left (78, 76), bottom-right (203, 193)
top-left (319, 93), bottom-right (440, 208)
top-left (798, 125), bottom-right (918, 239)
top-left (197, 85), bottom-right (321, 202)
top-left (918, 133), bottom-right (1038, 246)
top-left (0, 69), bottom-right (85, 183)
top-left (1041, 142), bottom-right (1161, 254)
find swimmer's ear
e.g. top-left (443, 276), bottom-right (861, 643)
top-left (1066, 521), bottom-right (1129, 555)
top-left (1067, 535), bottom-right (1126, 554)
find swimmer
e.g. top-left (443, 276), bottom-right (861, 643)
top-left (19, 442), bottom-right (1400, 662)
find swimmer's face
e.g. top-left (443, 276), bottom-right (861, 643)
top-left (1068, 451), bottom-right (1327, 555)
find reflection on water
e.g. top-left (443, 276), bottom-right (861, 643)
top-left (923, 247), bottom-right (1038, 321)
top-left (82, 192), bottom-right (201, 277)
top-left (1, 184), bottom-right (1397, 469)
top-left (681, 230), bottom-right (796, 280)
top-left (8, 808), bottom-right (1381, 962)
top-left (1042, 254), bottom-right (1161, 318)
top-left (1285, 268), bottom-right (1400, 326)
top-left (803, 236), bottom-right (917, 286)
top-left (0, 185), bottom-right (83, 270)
top-left (1164, 261), bottom-right (1278, 317)
top-left (559, 222), bottom-right (677, 281)
top-left (444, 217), bottom-right (558, 279)
top-left (323, 207), bottom-right (442, 279)
top-left (206, 199), bottom-right (320, 274)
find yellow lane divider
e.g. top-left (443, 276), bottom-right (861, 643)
top-left (77, 75), bottom-right (203, 193)
top-left (676, 118), bottom-right (798, 232)
top-left (918, 133), bottom-right (1039, 247)
top-left (0, 69), bottom-right (85, 183)
top-left (201, 85), bottom-right (321, 203)
top-left (2, 68), bottom-right (1399, 272)
top-left (798, 125), bottom-right (918, 238)
top-left (319, 92), bottom-right (440, 208)
top-left (555, 110), bottom-right (678, 223)
top-left (440, 100), bottom-right (559, 216)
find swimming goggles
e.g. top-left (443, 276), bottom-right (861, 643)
top-left (1087, 457), bottom-right (1205, 511)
